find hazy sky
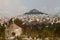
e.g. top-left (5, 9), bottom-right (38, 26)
top-left (0, 0), bottom-right (60, 16)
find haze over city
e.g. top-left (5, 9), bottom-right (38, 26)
top-left (0, 0), bottom-right (60, 16)
top-left (0, 0), bottom-right (60, 40)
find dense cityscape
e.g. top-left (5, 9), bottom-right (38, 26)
top-left (0, 9), bottom-right (60, 40)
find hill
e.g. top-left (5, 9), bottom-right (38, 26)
top-left (24, 9), bottom-right (48, 15)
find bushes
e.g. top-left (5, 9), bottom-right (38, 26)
top-left (14, 18), bottom-right (23, 27)
top-left (0, 26), bottom-right (5, 40)
top-left (8, 18), bottom-right (60, 38)
top-left (0, 24), bottom-right (5, 32)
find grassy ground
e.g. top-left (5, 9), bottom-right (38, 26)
top-left (0, 31), bottom-right (5, 40)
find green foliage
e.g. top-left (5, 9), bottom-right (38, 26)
top-left (0, 32), bottom-right (5, 40)
top-left (0, 25), bottom-right (5, 32)
top-left (22, 21), bottom-right (60, 38)
top-left (0, 26), bottom-right (5, 40)
top-left (14, 18), bottom-right (23, 27)
top-left (9, 18), bottom-right (13, 24)
top-left (54, 23), bottom-right (60, 37)
top-left (8, 18), bottom-right (60, 38)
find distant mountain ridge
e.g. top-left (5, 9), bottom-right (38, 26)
top-left (24, 9), bottom-right (48, 15)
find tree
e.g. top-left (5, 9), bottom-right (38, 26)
top-left (14, 18), bottom-right (23, 27)
top-left (0, 24), bottom-right (5, 32)
top-left (9, 18), bottom-right (13, 24)
top-left (0, 24), bottom-right (5, 40)
top-left (54, 23), bottom-right (60, 37)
